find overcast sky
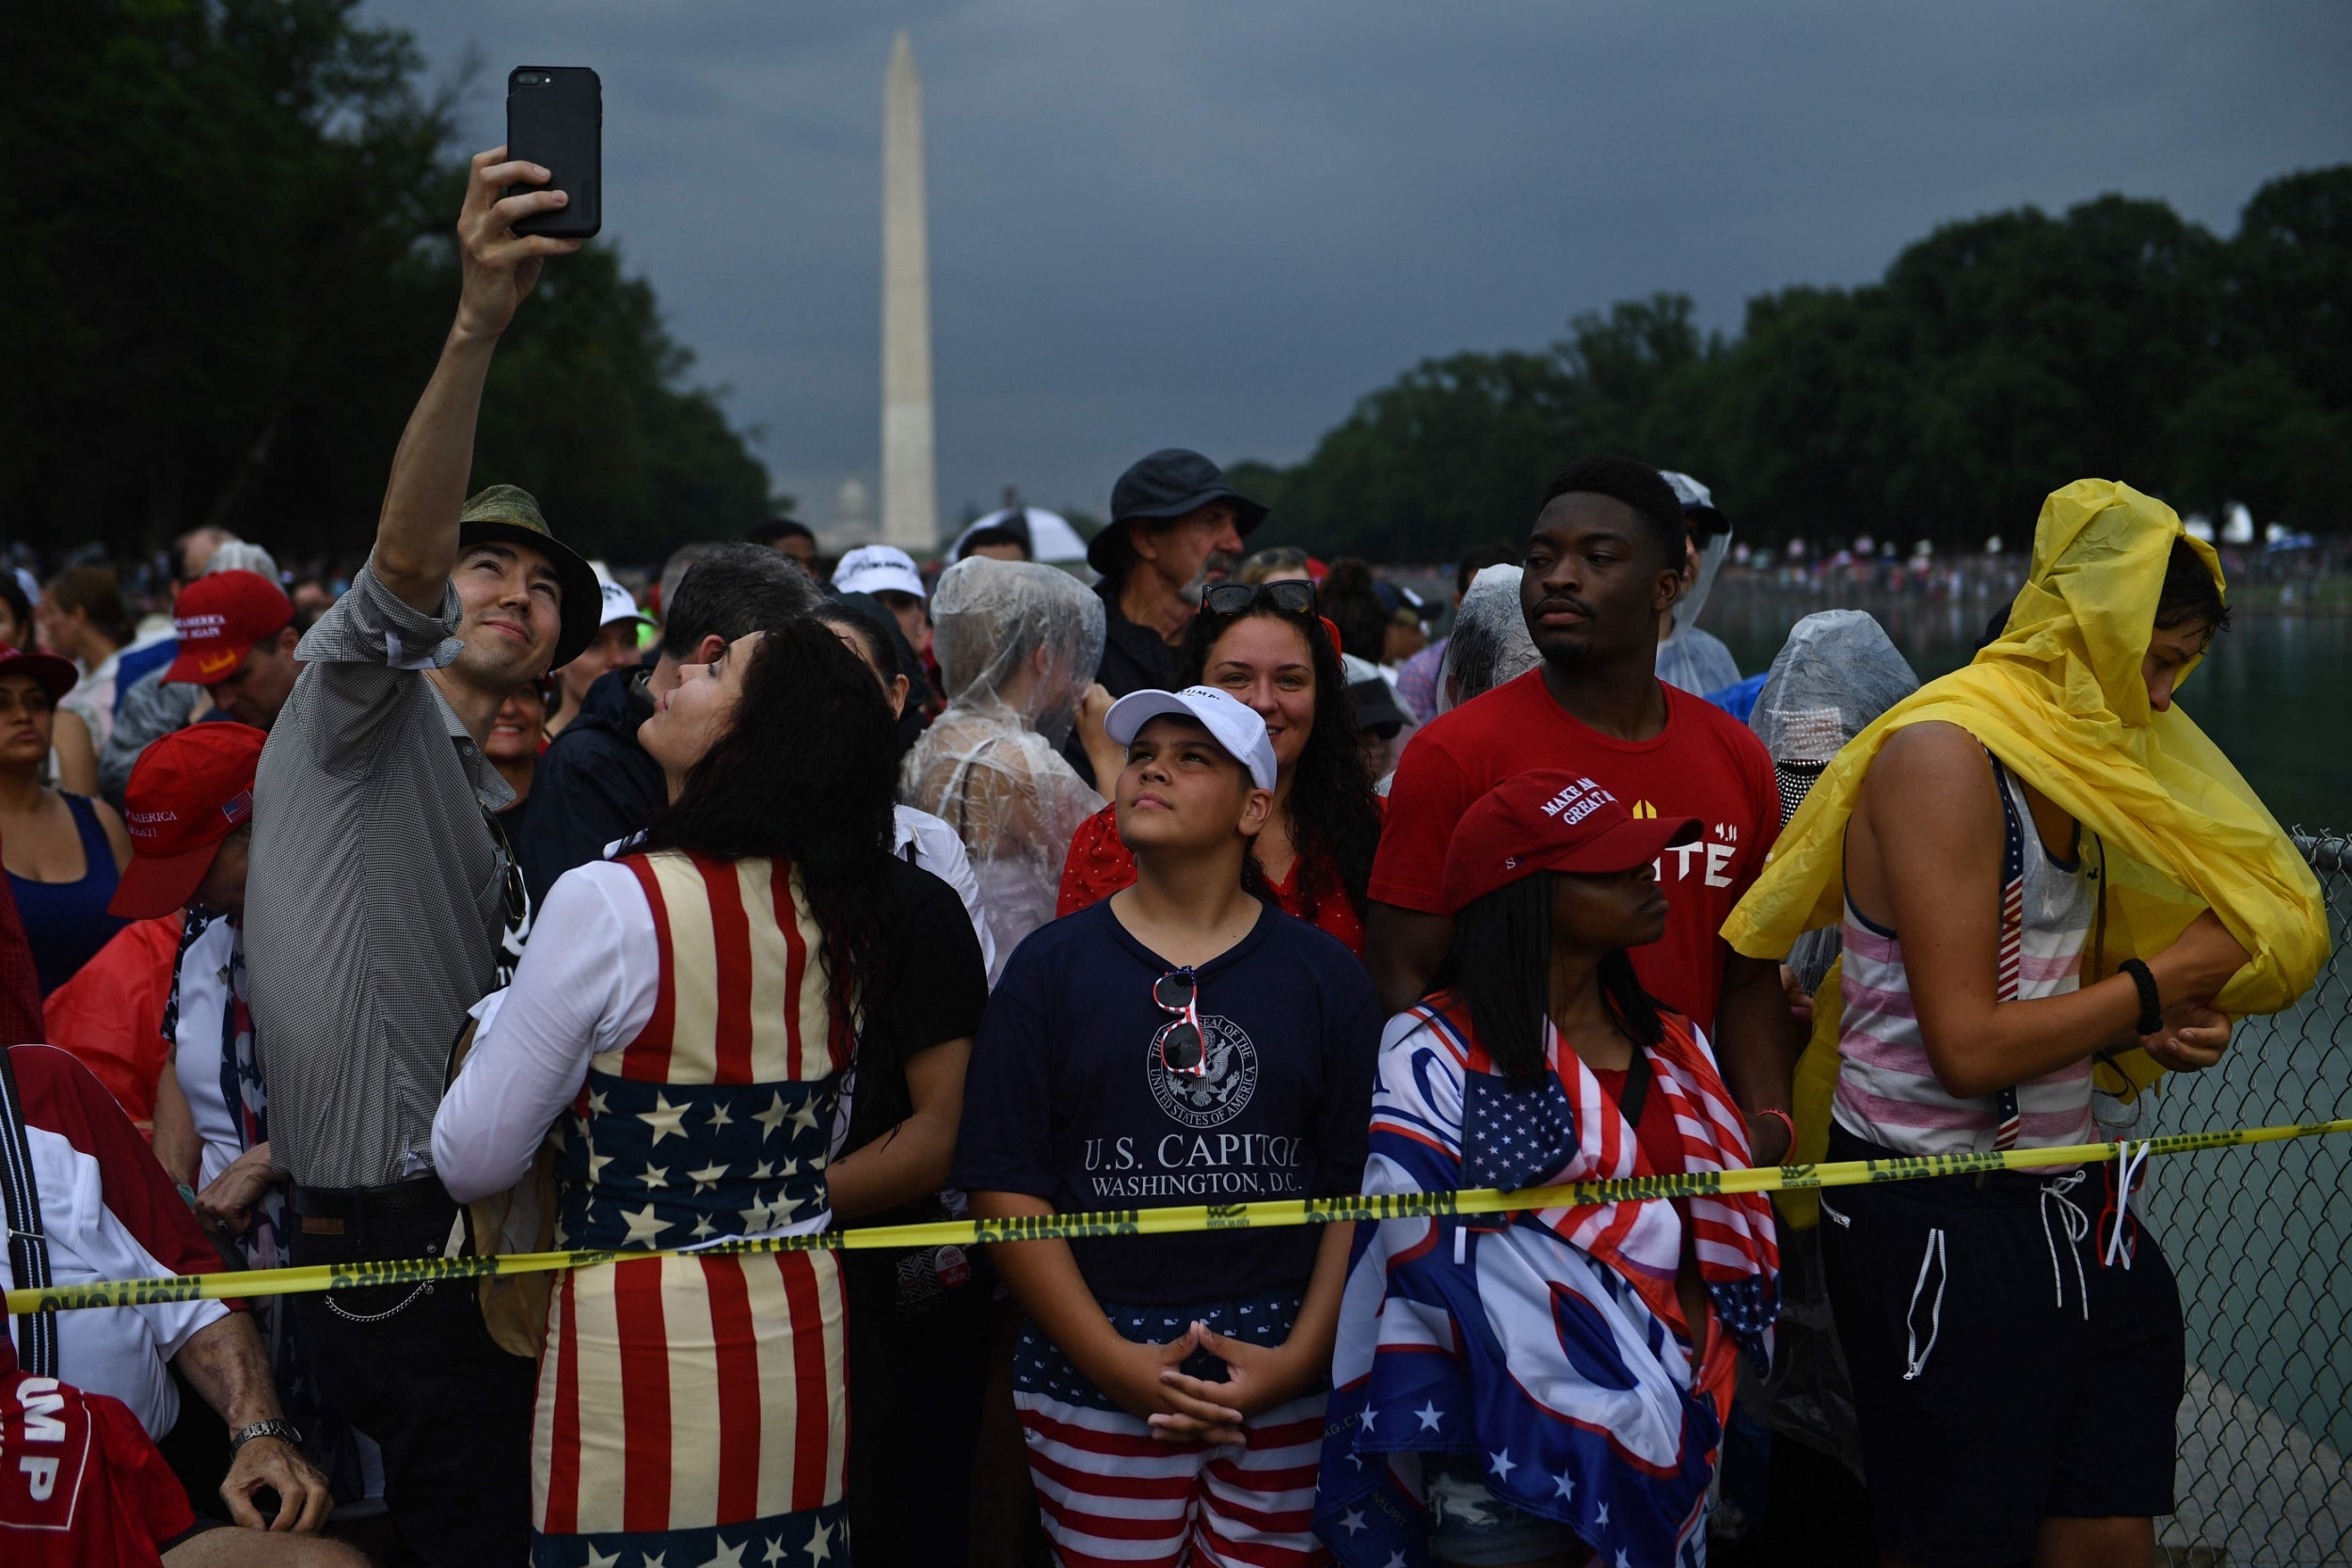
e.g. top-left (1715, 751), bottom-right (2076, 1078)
top-left (365, 1), bottom-right (2350, 531)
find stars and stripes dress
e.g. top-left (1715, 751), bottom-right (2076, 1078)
top-left (434, 849), bottom-right (853, 1568)
top-left (1312, 994), bottom-right (1779, 1568)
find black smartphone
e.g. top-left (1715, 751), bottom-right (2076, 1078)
top-left (505, 66), bottom-right (601, 239)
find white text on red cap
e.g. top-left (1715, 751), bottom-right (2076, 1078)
top-left (1542, 778), bottom-right (1616, 826)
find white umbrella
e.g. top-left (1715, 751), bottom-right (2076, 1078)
top-left (951, 506), bottom-right (1091, 566)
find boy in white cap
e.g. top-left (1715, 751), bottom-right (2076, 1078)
top-left (956, 686), bottom-right (1381, 1568)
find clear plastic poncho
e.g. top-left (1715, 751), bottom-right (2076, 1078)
top-left (1434, 564), bottom-right (1540, 715)
top-left (1751, 609), bottom-right (1921, 904)
top-left (899, 558), bottom-right (1106, 978)
top-left (1655, 524), bottom-right (1740, 696)
top-left (1738, 608), bottom-right (1919, 1475)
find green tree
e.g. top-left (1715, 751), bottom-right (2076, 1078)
top-left (472, 243), bottom-right (775, 560)
top-left (2230, 166), bottom-right (2352, 411)
top-left (1236, 170), bottom-right (2350, 557)
top-left (1256, 350), bottom-right (1576, 560)
top-left (0, 0), bottom-right (776, 565)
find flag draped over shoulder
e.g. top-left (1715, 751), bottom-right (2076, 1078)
top-left (1723, 479), bottom-right (2328, 1032)
top-left (1314, 998), bottom-right (1776, 1568)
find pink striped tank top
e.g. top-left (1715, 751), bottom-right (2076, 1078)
top-left (1833, 757), bottom-right (2098, 1154)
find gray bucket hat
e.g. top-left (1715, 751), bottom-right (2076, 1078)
top-left (457, 484), bottom-right (603, 669)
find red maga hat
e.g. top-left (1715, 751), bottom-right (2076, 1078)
top-left (107, 723), bottom-right (267, 919)
top-left (1439, 769), bottom-right (1703, 913)
top-left (164, 570), bottom-right (293, 687)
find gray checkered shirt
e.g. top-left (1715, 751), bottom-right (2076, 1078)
top-left (246, 562), bottom-right (516, 1189)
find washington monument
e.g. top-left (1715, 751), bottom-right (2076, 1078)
top-left (880, 27), bottom-right (937, 551)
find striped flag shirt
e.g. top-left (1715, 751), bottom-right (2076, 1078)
top-left (527, 850), bottom-right (850, 1568)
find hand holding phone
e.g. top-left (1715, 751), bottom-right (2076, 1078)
top-left (505, 66), bottom-right (602, 240)
top-left (453, 150), bottom-right (577, 340)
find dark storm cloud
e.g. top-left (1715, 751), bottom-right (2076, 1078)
top-left (368, 0), bottom-right (2351, 531)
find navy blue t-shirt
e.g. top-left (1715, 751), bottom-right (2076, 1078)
top-left (953, 897), bottom-right (1382, 1307)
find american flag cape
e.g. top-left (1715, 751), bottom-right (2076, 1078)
top-left (1312, 995), bottom-right (1778, 1568)
top-left (529, 851), bottom-right (852, 1568)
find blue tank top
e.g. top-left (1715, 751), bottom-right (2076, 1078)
top-left (8, 793), bottom-right (127, 995)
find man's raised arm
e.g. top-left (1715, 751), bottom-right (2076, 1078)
top-left (372, 149), bottom-right (579, 611)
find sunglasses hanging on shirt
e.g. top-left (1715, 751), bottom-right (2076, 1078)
top-left (1152, 968), bottom-right (1209, 1077)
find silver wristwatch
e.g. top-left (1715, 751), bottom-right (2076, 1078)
top-left (229, 1418), bottom-right (302, 1451)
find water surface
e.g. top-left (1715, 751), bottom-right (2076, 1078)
top-left (1705, 579), bottom-right (2350, 833)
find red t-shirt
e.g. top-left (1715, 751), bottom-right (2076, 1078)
top-left (0, 1342), bottom-right (192, 1567)
top-left (1057, 805), bottom-right (1369, 958)
top-left (40, 916), bottom-right (183, 1133)
top-left (1592, 1064), bottom-right (1688, 1179)
top-left (1370, 671), bottom-right (1779, 1032)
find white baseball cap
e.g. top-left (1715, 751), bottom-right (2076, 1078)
top-left (1104, 685), bottom-right (1279, 792)
top-left (833, 546), bottom-right (927, 601)
top-left (597, 579), bottom-right (654, 629)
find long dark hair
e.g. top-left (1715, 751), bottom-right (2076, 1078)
top-left (1181, 596), bottom-right (1382, 922)
top-left (1316, 559), bottom-right (1390, 664)
top-left (1437, 872), bottom-right (1666, 1083)
top-left (815, 599), bottom-right (895, 675)
top-left (637, 617), bottom-right (899, 1016)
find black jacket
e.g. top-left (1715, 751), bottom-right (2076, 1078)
top-left (516, 667), bottom-right (664, 909)
top-left (1093, 580), bottom-right (1182, 698)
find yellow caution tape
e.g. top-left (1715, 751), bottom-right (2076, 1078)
top-left (11, 1117), bottom-right (2349, 1314)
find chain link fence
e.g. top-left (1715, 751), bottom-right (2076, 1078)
top-left (2146, 832), bottom-right (2351, 1565)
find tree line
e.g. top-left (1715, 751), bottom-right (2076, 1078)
top-left (8, 6), bottom-right (2344, 570)
top-left (0, 0), bottom-right (777, 566)
top-left (1230, 167), bottom-right (2352, 561)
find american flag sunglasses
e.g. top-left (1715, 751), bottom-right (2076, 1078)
top-left (1152, 968), bottom-right (1208, 1077)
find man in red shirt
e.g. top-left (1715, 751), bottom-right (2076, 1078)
top-left (1368, 455), bottom-right (1798, 1163)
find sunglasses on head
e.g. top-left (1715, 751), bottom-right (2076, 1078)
top-left (1152, 968), bottom-right (1208, 1077)
top-left (1202, 579), bottom-right (1316, 620)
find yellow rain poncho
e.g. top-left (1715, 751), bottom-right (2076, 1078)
top-left (1725, 480), bottom-right (2329, 1213)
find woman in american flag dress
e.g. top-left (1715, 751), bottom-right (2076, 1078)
top-left (437, 618), bottom-right (983, 1568)
top-left (1314, 772), bottom-right (1779, 1568)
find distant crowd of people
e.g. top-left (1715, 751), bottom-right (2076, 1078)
top-left (1, 148), bottom-right (2328, 1568)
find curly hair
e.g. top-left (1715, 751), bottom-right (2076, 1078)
top-left (636, 617), bottom-right (900, 1022)
top-left (1181, 594), bottom-right (1383, 924)
top-left (1539, 455), bottom-right (1686, 570)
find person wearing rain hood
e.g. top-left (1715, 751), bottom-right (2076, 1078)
top-left (1731, 609), bottom-right (1922, 1500)
top-left (900, 556), bottom-right (1123, 975)
top-left (1370, 563), bottom-right (1542, 799)
top-left (1653, 470), bottom-right (1741, 698)
top-left (1435, 563), bottom-right (1543, 717)
top-left (1723, 481), bottom-right (2329, 1568)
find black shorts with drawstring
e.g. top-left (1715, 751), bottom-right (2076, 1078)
top-left (1819, 1126), bottom-right (2185, 1568)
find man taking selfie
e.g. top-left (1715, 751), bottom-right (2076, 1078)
top-left (242, 149), bottom-right (598, 1566)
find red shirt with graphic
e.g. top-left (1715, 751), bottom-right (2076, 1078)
top-left (1370, 670), bottom-right (1779, 1033)
top-left (0, 1339), bottom-right (192, 1567)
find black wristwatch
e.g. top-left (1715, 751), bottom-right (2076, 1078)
top-left (2119, 958), bottom-right (2163, 1037)
top-left (230, 1418), bottom-right (302, 1452)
